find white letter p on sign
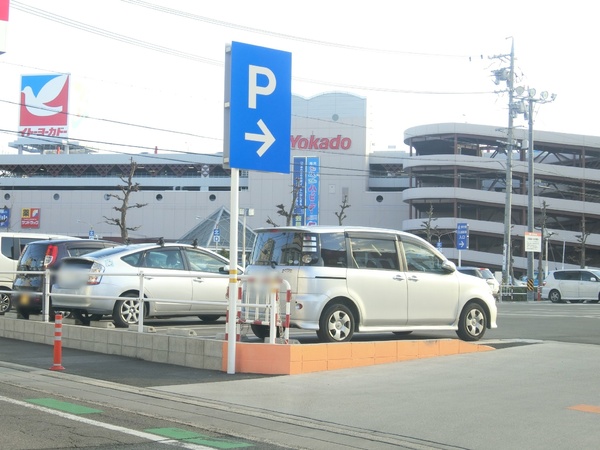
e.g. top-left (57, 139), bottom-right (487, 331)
top-left (248, 65), bottom-right (276, 109)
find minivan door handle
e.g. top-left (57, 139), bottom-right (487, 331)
top-left (407, 275), bottom-right (419, 282)
top-left (393, 275), bottom-right (405, 281)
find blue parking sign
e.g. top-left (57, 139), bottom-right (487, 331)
top-left (224, 41), bottom-right (292, 174)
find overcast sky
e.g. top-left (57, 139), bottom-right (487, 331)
top-left (0, 0), bottom-right (598, 156)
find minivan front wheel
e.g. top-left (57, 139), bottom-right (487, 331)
top-left (456, 303), bottom-right (487, 341)
top-left (317, 304), bottom-right (355, 343)
top-left (113, 294), bottom-right (142, 328)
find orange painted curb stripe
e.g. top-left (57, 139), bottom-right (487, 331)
top-left (569, 404), bottom-right (600, 414)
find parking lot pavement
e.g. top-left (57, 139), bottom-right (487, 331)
top-left (0, 337), bottom-right (272, 387)
top-left (3, 336), bottom-right (600, 449)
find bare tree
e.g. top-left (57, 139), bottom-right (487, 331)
top-left (267, 177), bottom-right (303, 227)
top-left (265, 216), bottom-right (279, 227)
top-left (104, 158), bottom-right (148, 241)
top-left (575, 218), bottom-right (591, 268)
top-left (420, 204), bottom-right (437, 243)
top-left (335, 195), bottom-right (351, 225)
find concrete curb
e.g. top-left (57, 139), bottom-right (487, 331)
top-left (0, 315), bottom-right (493, 375)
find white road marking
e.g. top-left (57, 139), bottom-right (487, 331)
top-left (0, 394), bottom-right (212, 449)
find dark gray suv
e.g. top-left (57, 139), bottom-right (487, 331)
top-left (13, 238), bottom-right (117, 319)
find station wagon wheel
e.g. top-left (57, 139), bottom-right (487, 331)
top-left (250, 324), bottom-right (281, 340)
top-left (317, 304), bottom-right (355, 343)
top-left (0, 291), bottom-right (11, 314)
top-left (113, 294), bottom-right (142, 328)
top-left (548, 290), bottom-right (562, 303)
top-left (198, 315), bottom-right (221, 322)
top-left (72, 310), bottom-right (103, 325)
top-left (393, 331), bottom-right (413, 336)
top-left (456, 303), bottom-right (487, 341)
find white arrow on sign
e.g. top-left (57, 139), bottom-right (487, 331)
top-left (245, 119), bottom-right (275, 157)
top-left (458, 240), bottom-right (466, 248)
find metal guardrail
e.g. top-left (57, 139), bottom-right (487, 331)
top-left (238, 276), bottom-right (292, 344)
top-left (500, 284), bottom-right (536, 301)
top-left (1, 270), bottom-right (294, 344)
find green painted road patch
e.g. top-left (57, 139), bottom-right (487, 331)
top-left (26, 398), bottom-right (102, 414)
top-left (146, 427), bottom-right (253, 448)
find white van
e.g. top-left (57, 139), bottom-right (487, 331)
top-left (244, 226), bottom-right (497, 343)
top-left (541, 269), bottom-right (600, 303)
top-left (0, 232), bottom-right (73, 314)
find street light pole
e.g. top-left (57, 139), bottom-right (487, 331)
top-left (77, 219), bottom-right (96, 239)
top-left (512, 88), bottom-right (555, 300)
top-left (526, 94), bottom-right (535, 301)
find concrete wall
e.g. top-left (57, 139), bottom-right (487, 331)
top-left (0, 314), bottom-right (223, 370)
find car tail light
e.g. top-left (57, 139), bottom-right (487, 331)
top-left (87, 262), bottom-right (105, 285)
top-left (43, 245), bottom-right (59, 268)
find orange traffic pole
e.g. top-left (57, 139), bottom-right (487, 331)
top-left (50, 313), bottom-right (65, 371)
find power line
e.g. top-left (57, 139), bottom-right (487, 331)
top-left (8, 2), bottom-right (492, 96)
top-left (120, 0), bottom-right (473, 59)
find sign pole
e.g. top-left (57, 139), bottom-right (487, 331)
top-left (227, 168), bottom-right (240, 374)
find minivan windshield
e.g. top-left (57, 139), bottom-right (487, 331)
top-left (250, 231), bottom-right (347, 267)
top-left (250, 231), bottom-right (311, 266)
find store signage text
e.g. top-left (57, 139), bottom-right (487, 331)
top-left (290, 135), bottom-right (352, 150)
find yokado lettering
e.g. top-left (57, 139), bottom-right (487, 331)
top-left (290, 135), bottom-right (352, 150)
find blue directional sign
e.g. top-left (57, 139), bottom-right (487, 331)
top-left (224, 41), bottom-right (292, 174)
top-left (456, 223), bottom-right (469, 250)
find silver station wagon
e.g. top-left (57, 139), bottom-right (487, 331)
top-left (244, 226), bottom-right (498, 343)
top-left (51, 242), bottom-right (234, 327)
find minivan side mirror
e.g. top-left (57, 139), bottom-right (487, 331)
top-left (442, 260), bottom-right (456, 273)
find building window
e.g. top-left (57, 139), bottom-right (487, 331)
top-left (4, 194), bottom-right (10, 201)
top-left (156, 194), bottom-right (163, 201)
top-left (53, 193), bottom-right (60, 200)
top-left (104, 194), bottom-right (111, 201)
top-left (376, 195), bottom-right (383, 203)
top-left (209, 194), bottom-right (216, 201)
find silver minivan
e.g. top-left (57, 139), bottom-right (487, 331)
top-left (244, 226), bottom-right (497, 343)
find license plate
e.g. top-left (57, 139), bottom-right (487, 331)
top-left (19, 293), bottom-right (30, 306)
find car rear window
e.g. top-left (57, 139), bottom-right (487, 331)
top-left (479, 269), bottom-right (495, 280)
top-left (18, 242), bottom-right (112, 270)
top-left (66, 245), bottom-right (111, 257)
top-left (17, 244), bottom-right (49, 270)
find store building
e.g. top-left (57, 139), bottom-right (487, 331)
top-left (3, 93), bottom-right (598, 274)
top-left (2, 92), bottom-right (408, 249)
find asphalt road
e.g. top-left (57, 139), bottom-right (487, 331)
top-left (2, 300), bottom-right (600, 449)
top-left (141, 300), bottom-right (600, 346)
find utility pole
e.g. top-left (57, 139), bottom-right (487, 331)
top-left (491, 38), bottom-right (515, 291)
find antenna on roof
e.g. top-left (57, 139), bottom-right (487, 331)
top-left (157, 237), bottom-right (165, 247)
top-left (192, 238), bottom-right (198, 248)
